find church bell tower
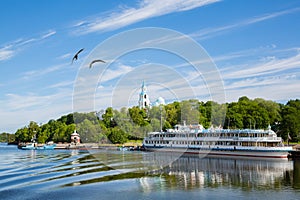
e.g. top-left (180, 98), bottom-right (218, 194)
top-left (138, 81), bottom-right (150, 109)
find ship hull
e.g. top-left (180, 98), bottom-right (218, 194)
top-left (143, 146), bottom-right (291, 160)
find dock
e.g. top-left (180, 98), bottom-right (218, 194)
top-left (288, 144), bottom-right (300, 160)
top-left (54, 143), bottom-right (100, 150)
top-left (289, 151), bottom-right (300, 159)
top-left (54, 143), bottom-right (144, 151)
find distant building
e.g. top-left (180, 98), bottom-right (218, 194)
top-left (138, 81), bottom-right (151, 109)
top-left (71, 130), bottom-right (80, 144)
top-left (153, 97), bottom-right (166, 106)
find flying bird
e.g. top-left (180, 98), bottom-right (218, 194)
top-left (89, 59), bottom-right (106, 68)
top-left (72, 48), bottom-right (84, 64)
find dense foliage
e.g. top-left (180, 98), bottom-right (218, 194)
top-left (11, 97), bottom-right (300, 144)
top-left (0, 132), bottom-right (15, 143)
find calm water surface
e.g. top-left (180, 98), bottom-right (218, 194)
top-left (0, 143), bottom-right (299, 200)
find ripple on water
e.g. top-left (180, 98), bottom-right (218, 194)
top-left (0, 146), bottom-right (299, 200)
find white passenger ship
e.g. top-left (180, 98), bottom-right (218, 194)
top-left (142, 122), bottom-right (293, 159)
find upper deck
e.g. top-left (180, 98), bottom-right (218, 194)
top-left (146, 124), bottom-right (281, 142)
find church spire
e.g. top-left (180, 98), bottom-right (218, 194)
top-left (138, 80), bottom-right (150, 109)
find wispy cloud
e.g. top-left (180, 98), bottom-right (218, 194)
top-left (164, 46), bottom-right (300, 103)
top-left (0, 89), bottom-right (72, 132)
top-left (0, 30), bottom-right (56, 61)
top-left (128, 7), bottom-right (300, 47)
top-left (57, 53), bottom-right (71, 60)
top-left (72, 0), bottom-right (220, 35)
top-left (224, 77), bottom-right (300, 103)
top-left (100, 64), bottom-right (134, 83)
top-left (0, 47), bottom-right (15, 61)
top-left (224, 52), bottom-right (300, 80)
top-left (47, 80), bottom-right (74, 89)
top-left (21, 63), bottom-right (68, 80)
top-left (216, 47), bottom-right (300, 102)
top-left (5, 93), bottom-right (53, 111)
top-left (191, 7), bottom-right (300, 40)
top-left (41, 30), bottom-right (56, 39)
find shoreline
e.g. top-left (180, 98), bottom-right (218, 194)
top-left (54, 142), bottom-right (143, 150)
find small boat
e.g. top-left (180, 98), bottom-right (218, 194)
top-left (117, 146), bottom-right (129, 151)
top-left (117, 146), bottom-right (136, 151)
top-left (21, 142), bottom-right (56, 150)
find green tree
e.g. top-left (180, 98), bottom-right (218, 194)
top-left (148, 105), bottom-right (166, 131)
top-left (198, 101), bottom-right (209, 128)
top-left (210, 101), bottom-right (226, 127)
top-left (0, 132), bottom-right (15, 143)
top-left (102, 107), bottom-right (116, 128)
top-left (77, 119), bottom-right (101, 143)
top-left (52, 122), bottom-right (67, 142)
top-left (225, 97), bottom-right (271, 129)
top-left (108, 127), bottom-right (128, 144)
top-left (165, 101), bottom-right (180, 127)
top-left (225, 102), bottom-right (246, 129)
top-left (28, 121), bottom-right (40, 140)
top-left (180, 100), bottom-right (200, 125)
top-left (280, 99), bottom-right (300, 142)
top-left (128, 106), bottom-right (149, 126)
top-left (57, 113), bottom-right (74, 125)
top-left (15, 121), bottom-right (40, 142)
top-left (254, 98), bottom-right (281, 125)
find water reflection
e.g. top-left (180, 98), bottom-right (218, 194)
top-left (72, 150), bottom-right (299, 192)
top-left (294, 160), bottom-right (300, 189)
top-left (140, 153), bottom-right (296, 191)
top-left (0, 144), bottom-right (299, 195)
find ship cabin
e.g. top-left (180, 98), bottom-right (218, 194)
top-left (144, 124), bottom-right (284, 148)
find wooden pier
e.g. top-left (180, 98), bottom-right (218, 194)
top-left (289, 151), bottom-right (300, 160)
top-left (288, 144), bottom-right (300, 160)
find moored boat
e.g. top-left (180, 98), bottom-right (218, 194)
top-left (142, 122), bottom-right (293, 160)
top-left (21, 142), bottom-right (56, 150)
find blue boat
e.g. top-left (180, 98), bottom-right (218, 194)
top-left (21, 142), bottom-right (56, 150)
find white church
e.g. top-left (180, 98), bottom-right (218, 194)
top-left (138, 81), bottom-right (165, 109)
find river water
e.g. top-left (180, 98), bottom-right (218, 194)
top-left (0, 143), bottom-right (299, 200)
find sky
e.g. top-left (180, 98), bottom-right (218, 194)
top-left (1, 0), bottom-right (300, 133)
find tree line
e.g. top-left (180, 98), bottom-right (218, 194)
top-left (7, 97), bottom-right (300, 144)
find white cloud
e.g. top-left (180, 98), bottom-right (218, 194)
top-left (0, 47), bottom-right (15, 61)
top-left (21, 63), bottom-right (69, 80)
top-left (224, 79), bottom-right (300, 103)
top-left (191, 7), bottom-right (300, 40)
top-left (41, 30), bottom-right (56, 39)
top-left (0, 89), bottom-right (73, 133)
top-left (0, 29), bottom-right (56, 61)
top-left (47, 80), bottom-right (74, 89)
top-left (57, 53), bottom-right (71, 60)
top-left (136, 7), bottom-right (300, 45)
top-left (224, 52), bottom-right (300, 79)
top-left (4, 90), bottom-right (71, 111)
top-left (216, 47), bottom-right (300, 103)
top-left (100, 64), bottom-right (134, 83)
top-left (72, 0), bottom-right (220, 35)
top-left (16, 30), bottom-right (56, 46)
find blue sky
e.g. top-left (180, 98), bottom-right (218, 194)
top-left (1, 0), bottom-right (300, 133)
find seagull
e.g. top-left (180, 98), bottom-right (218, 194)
top-left (72, 48), bottom-right (84, 64)
top-left (89, 59), bottom-right (106, 68)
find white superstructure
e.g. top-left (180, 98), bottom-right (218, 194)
top-left (143, 123), bottom-right (293, 159)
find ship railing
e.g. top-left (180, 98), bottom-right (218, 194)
top-left (236, 137), bottom-right (282, 141)
top-left (146, 136), bottom-right (283, 142)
